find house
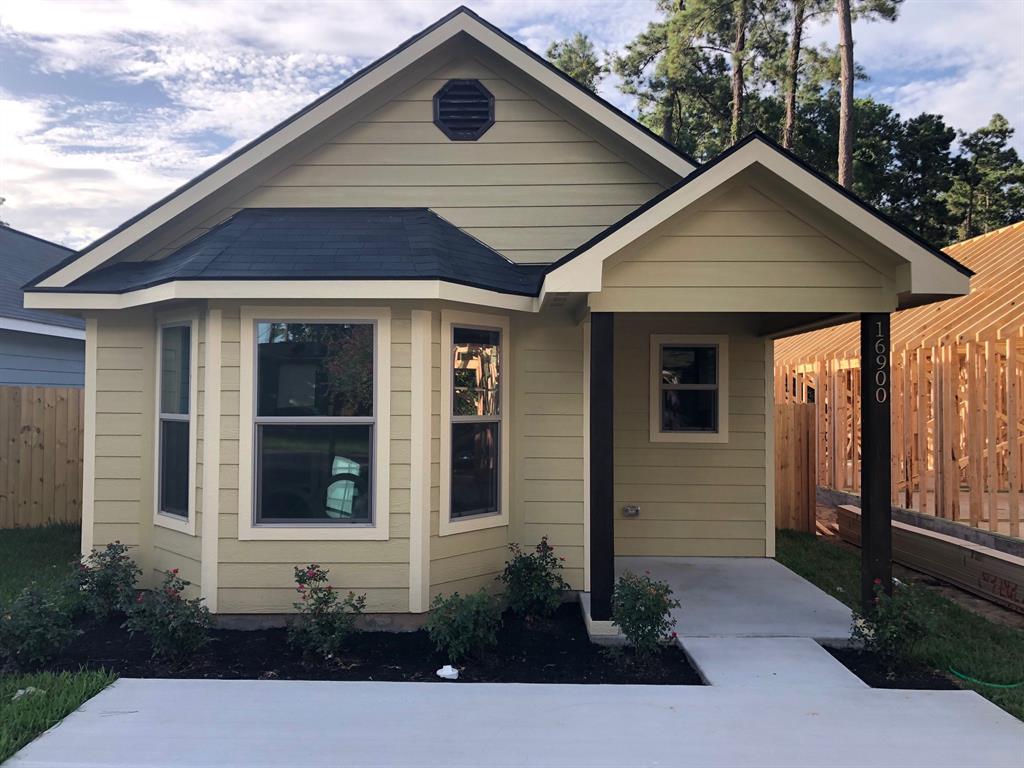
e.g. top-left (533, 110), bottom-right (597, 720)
top-left (24, 7), bottom-right (971, 621)
top-left (0, 226), bottom-right (84, 387)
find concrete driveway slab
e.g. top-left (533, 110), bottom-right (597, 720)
top-left (9, 678), bottom-right (1023, 768)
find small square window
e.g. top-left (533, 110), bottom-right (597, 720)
top-left (651, 336), bottom-right (728, 443)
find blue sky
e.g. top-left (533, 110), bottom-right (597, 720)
top-left (1, 0), bottom-right (1022, 248)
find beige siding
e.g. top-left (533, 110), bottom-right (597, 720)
top-left (92, 309), bottom-right (155, 579)
top-left (512, 312), bottom-right (585, 588)
top-left (591, 178), bottom-right (897, 313)
top-left (614, 314), bottom-right (767, 557)
top-left (154, 58), bottom-right (668, 267)
top-left (215, 302), bottom-right (412, 614)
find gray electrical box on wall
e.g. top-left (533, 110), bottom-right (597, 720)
top-left (623, 505), bottom-right (640, 518)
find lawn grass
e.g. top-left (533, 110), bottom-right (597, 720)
top-left (0, 669), bottom-right (117, 763)
top-left (0, 524), bottom-right (81, 603)
top-left (1, 524), bottom-right (117, 763)
top-left (776, 529), bottom-right (1024, 721)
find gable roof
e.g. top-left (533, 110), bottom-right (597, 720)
top-left (776, 220), bottom-right (1024, 364)
top-left (28, 5), bottom-right (697, 291)
top-left (543, 132), bottom-right (972, 301)
top-left (0, 226), bottom-right (84, 334)
top-left (64, 208), bottom-right (546, 297)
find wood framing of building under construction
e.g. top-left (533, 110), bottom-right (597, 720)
top-left (775, 221), bottom-right (1024, 540)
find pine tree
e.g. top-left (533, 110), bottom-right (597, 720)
top-left (546, 33), bottom-right (605, 92)
top-left (947, 115), bottom-right (1024, 239)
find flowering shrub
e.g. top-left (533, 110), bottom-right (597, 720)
top-left (287, 563), bottom-right (367, 661)
top-left (851, 578), bottom-right (932, 673)
top-left (498, 537), bottom-right (569, 618)
top-left (612, 571), bottom-right (680, 659)
top-left (425, 589), bottom-right (501, 662)
top-left (75, 541), bottom-right (141, 619)
top-left (125, 569), bottom-right (211, 660)
top-left (0, 585), bottom-right (78, 668)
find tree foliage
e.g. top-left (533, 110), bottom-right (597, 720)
top-left (549, 1), bottom-right (1022, 245)
top-left (546, 32), bottom-right (605, 92)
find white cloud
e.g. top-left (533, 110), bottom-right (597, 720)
top-left (0, 0), bottom-right (1020, 248)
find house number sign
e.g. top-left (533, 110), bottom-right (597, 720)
top-left (872, 320), bottom-right (888, 404)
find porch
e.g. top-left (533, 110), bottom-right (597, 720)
top-left (582, 555), bottom-right (852, 643)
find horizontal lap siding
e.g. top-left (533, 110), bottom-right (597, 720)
top-left (93, 311), bottom-right (154, 576)
top-left (235, 59), bottom-right (666, 265)
top-left (216, 304), bottom-right (411, 614)
top-left (513, 314), bottom-right (585, 587)
top-left (592, 180), bottom-right (894, 313)
top-left (614, 314), bottom-right (767, 557)
top-left (0, 331), bottom-right (84, 387)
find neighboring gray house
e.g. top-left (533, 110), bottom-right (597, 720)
top-left (0, 226), bottom-right (84, 387)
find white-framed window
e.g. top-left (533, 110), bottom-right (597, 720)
top-left (154, 311), bottom-right (199, 535)
top-left (440, 310), bottom-right (510, 536)
top-left (237, 306), bottom-right (391, 541)
top-left (649, 334), bottom-right (729, 444)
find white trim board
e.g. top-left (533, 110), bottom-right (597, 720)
top-left (25, 280), bottom-right (538, 313)
top-left (0, 317), bottom-right (85, 339)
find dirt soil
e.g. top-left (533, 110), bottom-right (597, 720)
top-left (826, 647), bottom-right (958, 690)
top-left (42, 603), bottom-right (703, 685)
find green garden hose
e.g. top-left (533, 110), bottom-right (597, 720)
top-left (949, 667), bottom-right (1024, 689)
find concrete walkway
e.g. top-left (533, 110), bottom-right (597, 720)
top-left (681, 637), bottom-right (867, 688)
top-left (617, 556), bottom-right (853, 641)
top-left (10, 678), bottom-right (1023, 768)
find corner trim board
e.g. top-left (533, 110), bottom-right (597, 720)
top-left (409, 309), bottom-right (432, 611)
top-left (201, 308), bottom-right (222, 611)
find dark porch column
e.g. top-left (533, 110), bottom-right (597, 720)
top-left (860, 312), bottom-right (893, 611)
top-left (590, 312), bottom-right (615, 620)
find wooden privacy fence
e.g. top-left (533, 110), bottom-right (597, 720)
top-left (775, 402), bottom-right (816, 532)
top-left (776, 339), bottom-right (1024, 540)
top-left (0, 386), bottom-right (84, 529)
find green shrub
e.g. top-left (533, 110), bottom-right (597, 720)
top-left (125, 569), bottom-right (211, 661)
top-left (852, 579), bottom-right (933, 673)
top-left (498, 537), bottom-right (569, 618)
top-left (0, 585), bottom-right (78, 668)
top-left (612, 570), bottom-right (680, 659)
top-left (425, 590), bottom-right (501, 662)
top-left (287, 563), bottom-right (367, 661)
top-left (74, 542), bottom-right (141, 619)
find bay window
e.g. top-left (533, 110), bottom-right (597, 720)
top-left (155, 316), bottom-right (197, 533)
top-left (254, 321), bottom-right (375, 525)
top-left (440, 311), bottom-right (509, 535)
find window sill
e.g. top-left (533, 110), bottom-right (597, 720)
top-left (237, 521), bottom-right (389, 541)
top-left (649, 429), bottom-right (730, 444)
top-left (154, 510), bottom-right (196, 536)
top-left (439, 510), bottom-right (508, 537)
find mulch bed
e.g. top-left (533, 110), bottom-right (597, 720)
top-left (825, 646), bottom-right (958, 690)
top-left (41, 603), bottom-right (702, 685)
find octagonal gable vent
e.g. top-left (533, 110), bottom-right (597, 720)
top-left (433, 79), bottom-right (495, 141)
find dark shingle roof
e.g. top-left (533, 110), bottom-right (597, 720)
top-left (0, 227), bottom-right (83, 329)
top-left (68, 209), bottom-right (546, 296)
